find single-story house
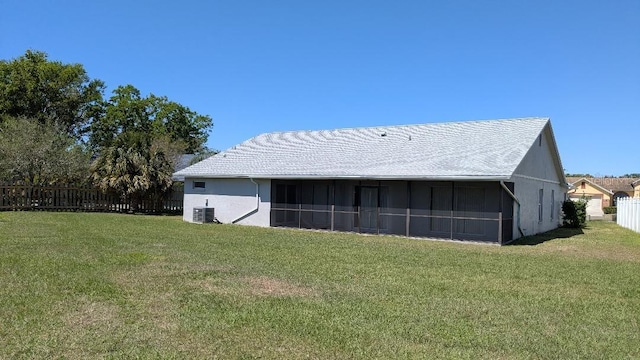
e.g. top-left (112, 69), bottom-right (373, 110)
top-left (174, 117), bottom-right (567, 244)
top-left (566, 177), bottom-right (640, 218)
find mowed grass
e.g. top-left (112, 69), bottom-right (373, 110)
top-left (0, 212), bottom-right (639, 359)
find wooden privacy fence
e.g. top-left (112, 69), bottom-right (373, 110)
top-left (0, 184), bottom-right (183, 213)
top-left (616, 197), bottom-right (640, 233)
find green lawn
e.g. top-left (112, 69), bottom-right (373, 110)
top-left (0, 212), bottom-right (639, 359)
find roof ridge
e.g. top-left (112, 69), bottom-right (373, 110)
top-left (255, 117), bottom-right (550, 137)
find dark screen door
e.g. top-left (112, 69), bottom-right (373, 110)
top-left (360, 187), bottom-right (378, 232)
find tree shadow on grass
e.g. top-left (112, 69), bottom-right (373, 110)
top-left (507, 226), bottom-right (585, 246)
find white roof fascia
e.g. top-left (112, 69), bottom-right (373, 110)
top-left (544, 120), bottom-right (569, 188)
top-left (180, 174), bottom-right (512, 181)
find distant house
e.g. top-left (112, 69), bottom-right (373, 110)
top-left (567, 177), bottom-right (640, 218)
top-left (174, 117), bottom-right (567, 244)
top-left (172, 154), bottom-right (196, 182)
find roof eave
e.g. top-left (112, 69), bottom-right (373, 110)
top-left (176, 174), bottom-right (512, 181)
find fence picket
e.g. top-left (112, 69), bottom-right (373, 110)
top-left (616, 197), bottom-right (640, 233)
top-left (0, 183), bottom-right (183, 214)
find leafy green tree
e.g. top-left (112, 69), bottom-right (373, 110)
top-left (89, 85), bottom-right (212, 153)
top-left (0, 116), bottom-right (91, 185)
top-left (0, 50), bottom-right (104, 139)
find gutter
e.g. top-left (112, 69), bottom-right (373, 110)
top-left (500, 181), bottom-right (525, 239)
top-left (176, 174), bottom-right (511, 181)
top-left (231, 178), bottom-right (260, 224)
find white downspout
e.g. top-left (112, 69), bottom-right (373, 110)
top-left (231, 178), bottom-right (260, 224)
top-left (500, 181), bottom-right (525, 238)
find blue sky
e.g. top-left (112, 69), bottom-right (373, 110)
top-left (2, 0), bottom-right (639, 175)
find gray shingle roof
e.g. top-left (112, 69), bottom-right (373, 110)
top-left (174, 117), bottom-right (551, 180)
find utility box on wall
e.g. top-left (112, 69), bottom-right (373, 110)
top-left (193, 207), bottom-right (215, 223)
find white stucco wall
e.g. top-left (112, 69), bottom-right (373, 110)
top-left (510, 125), bottom-right (566, 239)
top-left (183, 178), bottom-right (271, 226)
top-left (511, 177), bottom-right (564, 237)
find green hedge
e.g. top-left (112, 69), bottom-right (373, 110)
top-left (603, 206), bottom-right (617, 214)
top-left (562, 199), bottom-right (587, 227)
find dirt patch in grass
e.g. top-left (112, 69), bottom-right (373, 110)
top-left (244, 276), bottom-right (317, 297)
top-left (63, 298), bottom-right (121, 330)
top-left (177, 263), bottom-right (236, 275)
top-left (190, 275), bottom-right (318, 298)
top-left (190, 278), bottom-right (235, 295)
top-left (57, 297), bottom-right (124, 358)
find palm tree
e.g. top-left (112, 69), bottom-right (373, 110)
top-left (91, 139), bottom-right (179, 212)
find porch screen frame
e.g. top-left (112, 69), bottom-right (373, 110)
top-left (270, 179), bottom-right (510, 243)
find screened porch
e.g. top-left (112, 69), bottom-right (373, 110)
top-left (271, 180), bottom-right (514, 244)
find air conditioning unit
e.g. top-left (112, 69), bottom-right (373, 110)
top-left (193, 207), bottom-right (215, 224)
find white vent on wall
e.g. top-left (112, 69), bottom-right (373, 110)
top-left (193, 207), bottom-right (215, 223)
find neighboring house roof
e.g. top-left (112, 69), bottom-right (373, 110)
top-left (567, 177), bottom-right (614, 195)
top-left (175, 117), bottom-right (557, 180)
top-left (567, 177), bottom-right (639, 194)
top-left (172, 154), bottom-right (196, 181)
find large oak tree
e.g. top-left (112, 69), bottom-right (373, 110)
top-left (0, 50), bottom-right (104, 140)
top-left (89, 84), bottom-right (212, 153)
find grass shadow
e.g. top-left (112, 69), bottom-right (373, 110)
top-left (507, 226), bottom-right (585, 246)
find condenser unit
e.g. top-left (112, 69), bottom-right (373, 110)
top-left (193, 207), bottom-right (215, 224)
